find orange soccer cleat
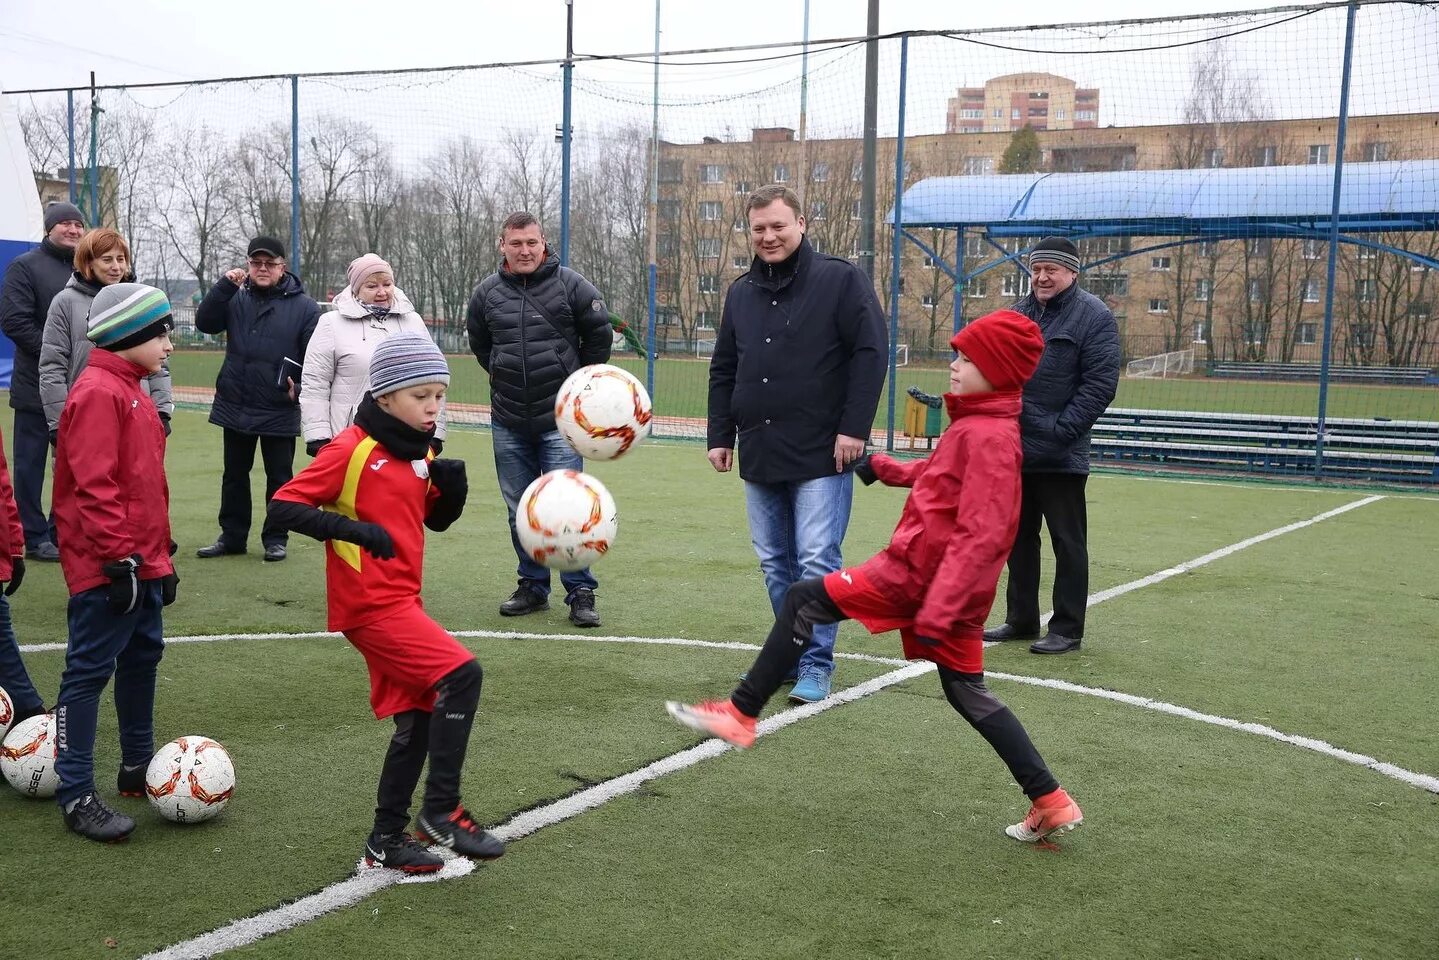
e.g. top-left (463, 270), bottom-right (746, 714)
top-left (665, 698), bottom-right (757, 749)
top-left (1004, 788), bottom-right (1084, 842)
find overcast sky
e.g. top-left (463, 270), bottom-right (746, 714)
top-left (2, 0), bottom-right (1276, 91)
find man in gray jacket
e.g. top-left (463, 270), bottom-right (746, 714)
top-left (984, 237), bottom-right (1120, 655)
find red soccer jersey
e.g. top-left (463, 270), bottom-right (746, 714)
top-left (272, 424), bottom-right (439, 631)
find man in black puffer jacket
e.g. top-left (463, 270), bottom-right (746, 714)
top-left (985, 237), bottom-right (1120, 656)
top-left (466, 212), bottom-right (611, 628)
top-left (0, 201), bottom-right (85, 561)
top-left (194, 236), bottom-right (320, 563)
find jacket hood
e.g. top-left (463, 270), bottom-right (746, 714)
top-left (945, 389), bottom-right (1022, 421)
top-left (250, 270), bottom-right (307, 298)
top-left (67, 269), bottom-right (138, 297)
top-left (500, 247), bottom-right (560, 285)
top-left (333, 284), bottom-right (416, 320)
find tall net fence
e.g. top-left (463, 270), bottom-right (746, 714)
top-left (8, 0), bottom-right (1438, 483)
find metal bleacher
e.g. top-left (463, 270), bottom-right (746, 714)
top-left (1209, 361), bottom-right (1433, 385)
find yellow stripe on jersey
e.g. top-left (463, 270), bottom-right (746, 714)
top-left (322, 436), bottom-right (379, 573)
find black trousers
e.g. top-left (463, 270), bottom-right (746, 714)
top-left (218, 429), bottom-right (295, 550)
top-left (373, 660), bottom-right (484, 837)
top-left (1004, 472), bottom-right (1090, 639)
top-left (12, 408), bottom-right (55, 549)
top-left (733, 578), bottom-right (1060, 801)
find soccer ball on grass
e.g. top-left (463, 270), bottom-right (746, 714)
top-left (146, 736), bottom-right (236, 823)
top-left (1, 713), bottom-right (59, 798)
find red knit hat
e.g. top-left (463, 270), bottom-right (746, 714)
top-left (950, 309), bottom-right (1045, 390)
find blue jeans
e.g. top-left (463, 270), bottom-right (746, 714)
top-left (744, 472), bottom-right (854, 677)
top-left (491, 422), bottom-right (598, 602)
top-left (0, 593), bottom-right (43, 717)
top-left (54, 582), bottom-right (165, 807)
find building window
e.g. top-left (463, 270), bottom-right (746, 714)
top-left (1194, 279), bottom-right (1212, 302)
top-left (1351, 324), bottom-right (1376, 349)
top-left (992, 107), bottom-right (1003, 118)
top-left (810, 238), bottom-right (826, 255)
top-left (1296, 322), bottom-right (1317, 345)
top-left (1088, 273), bottom-right (1129, 298)
top-left (922, 294), bottom-right (937, 308)
top-left (1002, 274), bottom-right (1031, 297)
top-left (922, 255), bottom-right (935, 270)
top-left (697, 237), bottom-right (721, 259)
top-left (657, 235), bottom-right (677, 256)
top-left (958, 109), bottom-right (983, 119)
top-left (1011, 108), bottom-right (1021, 120)
top-left (1302, 279), bottom-right (1321, 302)
top-left (773, 163), bottom-right (789, 183)
top-left (963, 156), bottom-right (994, 175)
top-left (699, 164), bottom-right (724, 184)
top-left (1308, 144), bottom-right (1329, 165)
top-left (1243, 323), bottom-right (1265, 345)
top-left (733, 215), bottom-right (747, 233)
top-left (1258, 145), bottom-right (1277, 166)
top-left (1249, 279), bottom-right (1266, 302)
top-left (732, 254), bottom-right (748, 270)
top-left (965, 235), bottom-right (986, 258)
top-left (967, 278), bottom-right (987, 298)
top-left (658, 160), bottom-right (682, 183)
top-left (811, 161), bottom-right (829, 182)
top-left (851, 161), bottom-right (864, 181)
top-left (1055, 108), bottom-right (1066, 120)
top-left (1151, 256), bottom-right (1171, 271)
top-left (698, 275), bottom-right (720, 294)
top-left (695, 310), bottom-right (716, 330)
top-left (1192, 320), bottom-right (1210, 343)
top-left (1364, 142), bottom-right (1388, 162)
top-left (735, 180), bottom-right (753, 195)
top-left (1356, 279), bottom-right (1376, 302)
top-left (1247, 237), bottom-right (1270, 256)
top-left (659, 200), bottom-right (679, 221)
top-left (1149, 298), bottom-right (1170, 314)
top-left (1198, 240), bottom-right (1218, 258)
top-left (851, 200), bottom-right (863, 221)
top-left (809, 201), bottom-right (827, 221)
top-left (1205, 148), bottom-right (1224, 168)
top-left (1075, 110), bottom-right (1096, 121)
top-left (698, 201), bottom-right (723, 221)
top-left (1303, 239), bottom-right (1324, 259)
top-left (1356, 244), bottom-right (1376, 260)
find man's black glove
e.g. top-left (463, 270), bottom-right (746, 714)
top-left (429, 437), bottom-right (444, 456)
top-left (306, 439), bottom-right (331, 458)
top-left (169, 539), bottom-right (178, 556)
top-left (103, 554), bottom-right (144, 615)
top-left (160, 571), bottom-right (179, 606)
top-left (160, 413), bottom-right (172, 437)
top-left (4, 555), bottom-right (25, 596)
top-left (851, 453), bottom-right (878, 486)
top-left (347, 521), bottom-right (396, 560)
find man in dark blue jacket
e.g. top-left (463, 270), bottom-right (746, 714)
top-left (0, 201), bottom-right (85, 562)
top-left (707, 185), bottom-right (887, 703)
top-left (194, 236), bottom-right (320, 562)
top-left (985, 237), bottom-right (1120, 655)
top-left (466, 212), bottom-right (612, 628)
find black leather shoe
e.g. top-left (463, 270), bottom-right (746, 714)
top-left (567, 588), bottom-right (600, 628)
top-left (263, 544), bottom-right (287, 562)
top-left (1030, 632), bottom-right (1082, 655)
top-left (196, 541), bottom-right (245, 559)
top-left (984, 623), bottom-right (1040, 642)
top-left (499, 585), bottom-right (549, 617)
top-left (64, 793), bottom-right (135, 843)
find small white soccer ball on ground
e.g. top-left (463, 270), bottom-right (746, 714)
top-left (0, 683), bottom-right (13, 740)
top-left (515, 469), bottom-right (618, 572)
top-left (146, 736), bottom-right (235, 824)
top-left (554, 363), bottom-right (653, 460)
top-left (1, 713), bottom-right (59, 798)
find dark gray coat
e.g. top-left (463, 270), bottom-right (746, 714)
top-left (1012, 281), bottom-right (1121, 474)
top-left (0, 238), bottom-right (75, 412)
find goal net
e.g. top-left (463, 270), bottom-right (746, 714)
top-left (1126, 348), bottom-right (1195, 379)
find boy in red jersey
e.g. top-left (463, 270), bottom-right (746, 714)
top-left (269, 333), bottom-right (503, 872)
top-left (667, 309), bottom-right (1084, 843)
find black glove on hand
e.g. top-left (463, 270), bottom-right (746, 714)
top-left (103, 554), bottom-right (143, 615)
top-left (347, 521), bottom-right (396, 560)
top-left (169, 539), bottom-right (178, 556)
top-left (48, 429), bottom-right (58, 447)
top-left (4, 555), bottom-right (25, 596)
top-left (306, 439), bottom-right (331, 458)
top-left (429, 437), bottom-right (444, 456)
top-left (427, 458), bottom-right (467, 501)
top-left (851, 453), bottom-right (877, 486)
top-left (160, 413), bottom-right (173, 437)
top-left (160, 571), bottom-right (179, 606)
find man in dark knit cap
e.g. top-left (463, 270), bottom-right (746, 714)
top-left (0, 201), bottom-right (86, 561)
top-left (985, 237), bottom-right (1120, 655)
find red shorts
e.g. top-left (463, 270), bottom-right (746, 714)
top-left (824, 565), bottom-right (984, 674)
top-left (343, 602), bottom-right (475, 719)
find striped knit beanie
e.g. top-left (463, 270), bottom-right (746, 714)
top-left (368, 332), bottom-right (449, 397)
top-left (1027, 236), bottom-right (1081, 273)
top-left (87, 282), bottom-right (174, 351)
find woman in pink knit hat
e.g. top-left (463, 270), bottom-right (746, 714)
top-left (300, 254), bottom-right (447, 456)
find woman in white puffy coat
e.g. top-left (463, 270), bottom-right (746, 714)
top-left (301, 253), bottom-right (447, 455)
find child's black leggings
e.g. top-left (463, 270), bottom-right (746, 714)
top-left (732, 576), bottom-right (1059, 801)
top-left (373, 659), bottom-right (484, 837)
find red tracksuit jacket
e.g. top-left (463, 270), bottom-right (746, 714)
top-left (0, 430), bottom-right (23, 583)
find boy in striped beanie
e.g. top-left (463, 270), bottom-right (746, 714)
top-left (52, 282), bottom-right (178, 842)
top-left (270, 333), bottom-right (505, 872)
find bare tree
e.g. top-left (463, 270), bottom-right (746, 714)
top-left (150, 125), bottom-right (237, 292)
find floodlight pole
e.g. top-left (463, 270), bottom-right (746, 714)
top-left (1315, 1), bottom-right (1358, 478)
top-left (290, 75), bottom-right (301, 282)
top-left (66, 89), bottom-right (76, 205)
top-left (559, 0), bottom-right (575, 266)
top-left (797, 0), bottom-right (811, 209)
top-left (87, 72), bottom-right (99, 225)
top-left (859, 0), bottom-right (879, 282)
top-left (885, 35), bottom-right (907, 453)
top-left (646, 0), bottom-right (660, 399)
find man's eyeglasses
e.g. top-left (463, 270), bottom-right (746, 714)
top-left (247, 259), bottom-right (284, 270)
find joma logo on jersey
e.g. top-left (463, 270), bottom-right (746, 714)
top-left (370, 459), bottom-right (389, 471)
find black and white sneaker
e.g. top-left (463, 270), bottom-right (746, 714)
top-left (363, 832), bottom-right (445, 874)
top-left (64, 793), bottom-right (136, 843)
top-left (415, 806), bottom-right (505, 861)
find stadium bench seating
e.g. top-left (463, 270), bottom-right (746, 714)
top-left (1209, 361), bottom-right (1433, 385)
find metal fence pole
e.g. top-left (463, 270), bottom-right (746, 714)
top-left (290, 75), bottom-right (302, 282)
top-left (1316, 1), bottom-right (1359, 478)
top-left (559, 0), bottom-right (574, 266)
top-left (646, 0), bottom-right (660, 399)
top-left (66, 89), bottom-right (76, 205)
top-left (87, 72), bottom-right (98, 224)
top-left (885, 35), bottom-right (909, 453)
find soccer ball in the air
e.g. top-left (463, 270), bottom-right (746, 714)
top-left (554, 364), bottom-right (652, 460)
top-left (515, 470), bottom-right (618, 572)
top-left (0, 683), bottom-right (13, 740)
top-left (146, 736), bottom-right (236, 823)
top-left (1, 713), bottom-right (59, 798)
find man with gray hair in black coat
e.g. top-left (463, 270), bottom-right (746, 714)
top-left (984, 237), bottom-right (1120, 655)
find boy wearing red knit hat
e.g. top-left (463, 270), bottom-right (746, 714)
top-left (667, 308), bottom-right (1083, 843)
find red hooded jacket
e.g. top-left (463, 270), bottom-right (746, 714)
top-left (53, 349), bottom-right (174, 595)
top-left (848, 390), bottom-right (1024, 669)
top-left (0, 430), bottom-right (24, 583)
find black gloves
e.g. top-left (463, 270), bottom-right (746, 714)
top-left (306, 439), bottom-right (331, 458)
top-left (160, 413), bottom-right (172, 437)
top-left (48, 429), bottom-right (58, 447)
top-left (425, 459), bottom-right (468, 532)
top-left (349, 521), bottom-right (396, 560)
top-left (161, 571), bottom-right (179, 606)
top-left (169, 539), bottom-right (178, 556)
top-left (429, 437), bottom-right (444, 456)
top-left (4, 555), bottom-right (24, 596)
top-left (103, 554), bottom-right (143, 615)
top-left (851, 453), bottom-right (877, 486)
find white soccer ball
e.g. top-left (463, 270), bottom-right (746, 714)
top-left (0, 684), bottom-right (13, 741)
top-left (515, 469), bottom-right (618, 572)
top-left (554, 363), bottom-right (653, 461)
top-left (1, 713), bottom-right (59, 798)
top-left (146, 736), bottom-right (236, 824)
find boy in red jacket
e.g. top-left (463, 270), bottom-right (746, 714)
top-left (53, 283), bottom-right (178, 842)
top-left (0, 426), bottom-right (43, 728)
top-left (667, 308), bottom-right (1083, 842)
top-left (269, 333), bottom-right (504, 873)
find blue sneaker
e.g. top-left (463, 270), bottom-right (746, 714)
top-left (788, 667), bottom-right (832, 704)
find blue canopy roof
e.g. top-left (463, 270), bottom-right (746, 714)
top-left (891, 160), bottom-right (1439, 237)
